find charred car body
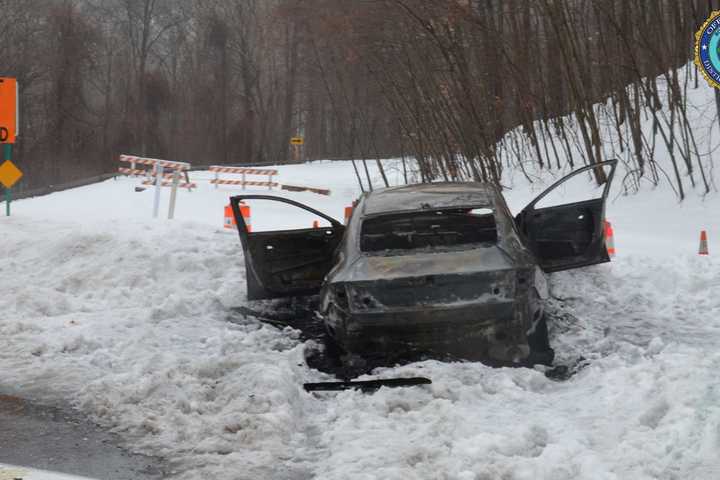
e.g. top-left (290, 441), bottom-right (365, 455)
top-left (231, 160), bottom-right (617, 367)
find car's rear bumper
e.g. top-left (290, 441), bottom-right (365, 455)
top-left (332, 301), bottom-right (533, 365)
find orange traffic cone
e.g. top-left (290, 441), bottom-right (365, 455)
top-left (224, 204), bottom-right (235, 230)
top-left (240, 203), bottom-right (252, 232)
top-left (344, 206), bottom-right (354, 225)
top-left (699, 230), bottom-right (709, 255)
top-left (224, 203), bottom-right (252, 232)
top-left (604, 220), bottom-right (616, 258)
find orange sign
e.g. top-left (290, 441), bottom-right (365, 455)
top-left (0, 78), bottom-right (18, 144)
top-left (290, 136), bottom-right (304, 145)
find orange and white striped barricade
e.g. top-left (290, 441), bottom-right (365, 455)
top-left (119, 155), bottom-right (190, 174)
top-left (117, 166), bottom-right (153, 178)
top-left (209, 166), bottom-right (279, 190)
top-left (120, 156), bottom-right (193, 190)
top-left (119, 155), bottom-right (192, 219)
top-left (141, 179), bottom-right (197, 189)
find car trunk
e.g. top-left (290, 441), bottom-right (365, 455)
top-left (345, 269), bottom-right (518, 312)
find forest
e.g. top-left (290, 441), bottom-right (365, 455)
top-left (0, 0), bottom-right (716, 197)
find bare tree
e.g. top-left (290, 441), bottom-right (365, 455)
top-left (3, 0), bottom-right (715, 199)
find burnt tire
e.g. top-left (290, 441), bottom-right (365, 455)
top-left (527, 314), bottom-right (554, 366)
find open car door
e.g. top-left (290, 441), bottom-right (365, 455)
top-left (515, 159), bottom-right (618, 273)
top-left (230, 195), bottom-right (345, 300)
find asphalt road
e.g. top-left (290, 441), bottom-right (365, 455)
top-left (0, 395), bottom-right (164, 479)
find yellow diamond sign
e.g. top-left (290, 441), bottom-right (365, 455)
top-left (0, 159), bottom-right (22, 188)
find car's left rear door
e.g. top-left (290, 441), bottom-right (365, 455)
top-left (230, 195), bottom-right (345, 300)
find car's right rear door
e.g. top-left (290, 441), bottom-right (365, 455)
top-left (515, 159), bottom-right (617, 273)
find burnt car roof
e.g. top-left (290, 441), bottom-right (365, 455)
top-left (361, 182), bottom-right (498, 216)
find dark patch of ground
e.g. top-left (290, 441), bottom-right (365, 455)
top-left (0, 394), bottom-right (165, 479)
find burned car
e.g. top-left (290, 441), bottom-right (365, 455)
top-left (230, 160), bottom-right (617, 367)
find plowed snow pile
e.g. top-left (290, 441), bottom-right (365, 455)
top-left (2, 74), bottom-right (720, 478)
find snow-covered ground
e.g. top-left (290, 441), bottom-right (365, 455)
top-left (2, 75), bottom-right (720, 478)
top-left (0, 463), bottom-right (97, 480)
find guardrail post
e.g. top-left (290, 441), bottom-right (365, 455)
top-left (214, 170), bottom-right (219, 189)
top-left (269, 174), bottom-right (273, 190)
top-left (242, 172), bottom-right (246, 190)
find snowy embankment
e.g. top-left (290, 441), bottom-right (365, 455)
top-left (2, 80), bottom-right (720, 478)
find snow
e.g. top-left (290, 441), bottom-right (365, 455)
top-left (2, 70), bottom-right (720, 479)
top-left (0, 463), bottom-right (95, 480)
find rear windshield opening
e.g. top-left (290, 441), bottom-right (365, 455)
top-left (360, 208), bottom-right (497, 253)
